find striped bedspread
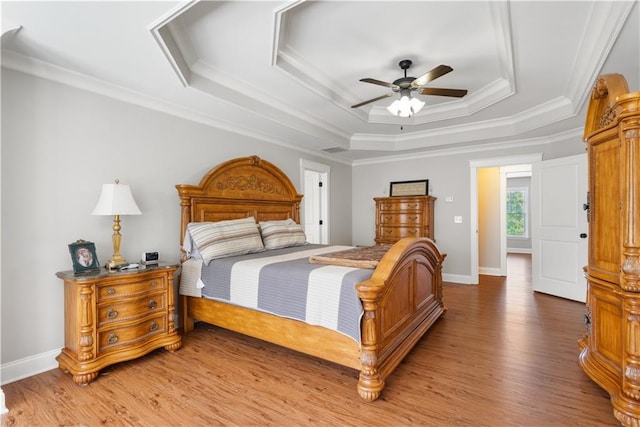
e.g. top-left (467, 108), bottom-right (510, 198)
top-left (198, 244), bottom-right (374, 343)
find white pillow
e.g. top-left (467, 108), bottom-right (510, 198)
top-left (259, 218), bottom-right (307, 250)
top-left (179, 258), bottom-right (203, 298)
top-left (186, 217), bottom-right (264, 264)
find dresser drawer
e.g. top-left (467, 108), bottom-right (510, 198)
top-left (378, 226), bottom-right (422, 239)
top-left (97, 292), bottom-right (166, 327)
top-left (378, 200), bottom-right (424, 212)
top-left (379, 212), bottom-right (423, 225)
top-left (97, 276), bottom-right (166, 302)
top-left (98, 315), bottom-right (167, 353)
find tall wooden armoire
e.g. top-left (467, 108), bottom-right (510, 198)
top-left (579, 73), bottom-right (640, 426)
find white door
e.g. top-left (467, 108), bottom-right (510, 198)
top-left (531, 153), bottom-right (588, 302)
top-left (303, 170), bottom-right (322, 243)
top-left (300, 159), bottom-right (330, 244)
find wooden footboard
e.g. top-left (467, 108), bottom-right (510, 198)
top-left (181, 236), bottom-right (446, 402)
top-left (356, 237), bottom-right (446, 401)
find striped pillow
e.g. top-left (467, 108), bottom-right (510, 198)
top-left (259, 219), bottom-right (307, 250)
top-left (187, 217), bottom-right (264, 264)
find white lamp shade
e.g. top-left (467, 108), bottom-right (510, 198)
top-left (387, 94), bottom-right (425, 118)
top-left (410, 97), bottom-right (425, 114)
top-left (92, 181), bottom-right (142, 216)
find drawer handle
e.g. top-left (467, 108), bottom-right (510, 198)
top-left (409, 216), bottom-right (418, 221)
top-left (409, 204), bottom-right (418, 208)
top-left (150, 281), bottom-right (157, 287)
top-left (148, 300), bottom-right (158, 310)
top-left (107, 288), bottom-right (116, 295)
top-left (107, 333), bottom-right (119, 345)
top-left (383, 204), bottom-right (391, 209)
top-left (106, 308), bottom-right (118, 319)
top-left (408, 230), bottom-right (418, 234)
top-left (149, 321), bottom-right (159, 332)
top-left (385, 230), bottom-right (392, 234)
top-left (384, 216), bottom-right (392, 221)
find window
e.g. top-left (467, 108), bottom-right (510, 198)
top-left (507, 187), bottom-right (528, 237)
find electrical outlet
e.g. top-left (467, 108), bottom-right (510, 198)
top-left (454, 216), bottom-right (463, 223)
top-left (445, 196), bottom-right (454, 203)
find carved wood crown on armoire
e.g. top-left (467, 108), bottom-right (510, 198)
top-left (579, 73), bottom-right (640, 426)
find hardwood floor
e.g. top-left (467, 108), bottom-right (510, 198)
top-left (2, 254), bottom-right (618, 426)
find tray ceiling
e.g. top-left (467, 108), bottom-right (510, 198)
top-left (2, 1), bottom-right (638, 163)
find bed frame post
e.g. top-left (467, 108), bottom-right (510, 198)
top-left (357, 292), bottom-right (385, 402)
top-left (180, 295), bottom-right (194, 333)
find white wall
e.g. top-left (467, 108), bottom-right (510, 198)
top-left (352, 138), bottom-right (586, 282)
top-left (0, 69), bottom-right (353, 381)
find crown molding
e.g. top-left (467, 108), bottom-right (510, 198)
top-left (564, 1), bottom-right (636, 111)
top-left (1, 50), bottom-right (353, 166)
top-left (350, 96), bottom-right (575, 151)
top-left (189, 59), bottom-right (351, 143)
top-left (147, 1), bottom-right (198, 87)
top-left (352, 128), bottom-right (582, 166)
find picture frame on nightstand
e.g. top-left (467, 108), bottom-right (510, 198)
top-left (68, 239), bottom-right (100, 274)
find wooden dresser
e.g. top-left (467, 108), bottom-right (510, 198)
top-left (56, 264), bottom-right (182, 385)
top-left (579, 74), bottom-right (640, 426)
top-left (374, 196), bottom-right (435, 245)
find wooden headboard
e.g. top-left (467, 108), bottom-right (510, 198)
top-left (176, 155), bottom-right (303, 248)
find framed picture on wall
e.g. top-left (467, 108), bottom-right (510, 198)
top-left (389, 179), bottom-right (429, 197)
top-left (68, 240), bottom-right (100, 274)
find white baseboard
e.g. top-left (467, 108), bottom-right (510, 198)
top-left (442, 273), bottom-right (475, 284)
top-left (1, 349), bottom-right (59, 385)
top-left (0, 387), bottom-right (7, 414)
top-left (507, 248), bottom-right (532, 254)
top-left (479, 267), bottom-right (504, 276)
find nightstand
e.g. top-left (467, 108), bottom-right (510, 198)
top-left (55, 263), bottom-right (182, 385)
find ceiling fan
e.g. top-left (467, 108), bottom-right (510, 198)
top-left (351, 59), bottom-right (468, 116)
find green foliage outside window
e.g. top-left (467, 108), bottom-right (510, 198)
top-left (507, 189), bottom-right (527, 237)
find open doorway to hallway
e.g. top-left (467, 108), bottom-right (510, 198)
top-left (506, 253), bottom-right (531, 283)
top-left (469, 153), bottom-right (542, 285)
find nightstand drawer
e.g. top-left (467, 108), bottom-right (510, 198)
top-left (97, 276), bottom-right (166, 302)
top-left (97, 292), bottom-right (166, 327)
top-left (98, 315), bottom-right (167, 353)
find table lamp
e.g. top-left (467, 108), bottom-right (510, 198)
top-left (92, 179), bottom-right (142, 270)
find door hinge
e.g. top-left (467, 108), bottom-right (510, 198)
top-left (319, 181), bottom-right (323, 187)
top-left (319, 220), bottom-right (323, 225)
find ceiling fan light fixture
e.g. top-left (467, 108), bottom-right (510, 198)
top-left (387, 92), bottom-right (425, 118)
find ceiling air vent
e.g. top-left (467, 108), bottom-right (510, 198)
top-left (321, 147), bottom-right (347, 153)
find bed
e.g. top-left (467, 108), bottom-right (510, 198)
top-left (176, 155), bottom-right (446, 402)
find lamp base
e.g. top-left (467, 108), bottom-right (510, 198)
top-left (105, 255), bottom-right (128, 271)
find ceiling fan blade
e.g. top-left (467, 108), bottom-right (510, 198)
top-left (411, 65), bottom-right (453, 88)
top-left (360, 78), bottom-right (398, 90)
top-left (417, 87), bottom-right (468, 98)
top-left (351, 93), bottom-right (393, 108)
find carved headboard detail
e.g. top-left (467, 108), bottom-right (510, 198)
top-left (176, 156), bottom-right (303, 248)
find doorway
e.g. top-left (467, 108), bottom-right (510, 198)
top-left (300, 159), bottom-right (330, 244)
top-left (469, 153), bottom-right (543, 284)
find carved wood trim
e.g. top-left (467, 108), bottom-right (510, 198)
top-left (176, 156), bottom-right (303, 252)
top-left (584, 74), bottom-right (629, 140)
